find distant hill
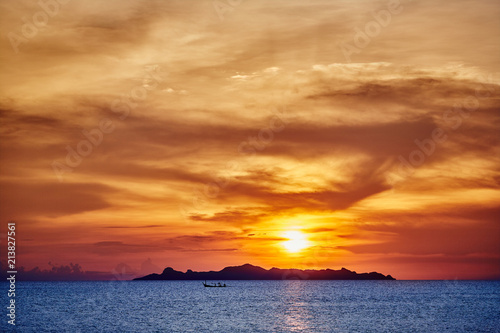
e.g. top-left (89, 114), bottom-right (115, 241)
top-left (133, 263), bottom-right (395, 280)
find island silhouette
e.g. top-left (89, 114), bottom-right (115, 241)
top-left (133, 263), bottom-right (395, 280)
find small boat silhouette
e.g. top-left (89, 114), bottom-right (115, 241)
top-left (203, 281), bottom-right (227, 287)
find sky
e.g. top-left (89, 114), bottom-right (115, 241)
top-left (0, 0), bottom-right (499, 280)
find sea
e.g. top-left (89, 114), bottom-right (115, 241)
top-left (1, 280), bottom-right (499, 332)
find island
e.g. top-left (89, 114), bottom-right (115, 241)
top-left (133, 263), bottom-right (395, 280)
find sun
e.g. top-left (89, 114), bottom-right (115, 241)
top-left (282, 231), bottom-right (310, 253)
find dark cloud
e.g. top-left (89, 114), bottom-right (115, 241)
top-left (339, 219), bottom-right (500, 256)
top-left (0, 181), bottom-right (115, 219)
top-left (0, 0), bottom-right (499, 279)
top-left (0, 261), bottom-right (113, 281)
top-left (304, 227), bottom-right (337, 233)
top-left (92, 241), bottom-right (161, 255)
top-left (102, 224), bottom-right (164, 228)
top-left (190, 209), bottom-right (267, 225)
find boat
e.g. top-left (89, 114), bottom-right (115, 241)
top-left (203, 281), bottom-right (227, 287)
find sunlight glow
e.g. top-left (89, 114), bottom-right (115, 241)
top-left (282, 231), bottom-right (310, 253)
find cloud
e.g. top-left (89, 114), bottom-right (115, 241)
top-left (0, 181), bottom-right (115, 219)
top-left (102, 224), bottom-right (164, 228)
top-left (91, 241), bottom-right (161, 255)
top-left (190, 209), bottom-right (267, 225)
top-left (0, 261), bottom-right (111, 281)
top-left (339, 218), bottom-right (500, 256)
top-left (0, 0), bottom-right (499, 279)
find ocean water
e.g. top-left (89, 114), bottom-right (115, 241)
top-left (1, 280), bottom-right (499, 332)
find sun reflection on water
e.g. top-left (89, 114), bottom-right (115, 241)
top-left (280, 281), bottom-right (314, 331)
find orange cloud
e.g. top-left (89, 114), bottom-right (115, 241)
top-left (0, 0), bottom-right (499, 279)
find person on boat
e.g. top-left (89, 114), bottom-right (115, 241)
top-left (223, 283), bottom-right (226, 287)
top-left (218, 282), bottom-right (221, 286)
